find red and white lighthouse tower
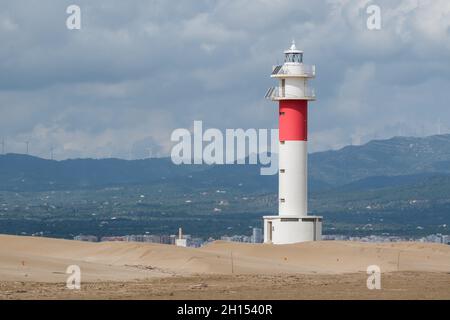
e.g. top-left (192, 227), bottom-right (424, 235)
top-left (263, 41), bottom-right (322, 244)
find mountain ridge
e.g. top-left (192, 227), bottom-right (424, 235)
top-left (1, 134), bottom-right (450, 192)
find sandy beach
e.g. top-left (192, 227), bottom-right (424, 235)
top-left (0, 235), bottom-right (449, 299)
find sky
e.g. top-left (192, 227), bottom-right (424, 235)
top-left (0, 0), bottom-right (449, 160)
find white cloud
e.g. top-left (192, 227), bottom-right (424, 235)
top-left (0, 0), bottom-right (449, 158)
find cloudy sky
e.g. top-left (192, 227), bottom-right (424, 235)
top-left (1, 0), bottom-right (449, 159)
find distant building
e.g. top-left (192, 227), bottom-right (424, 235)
top-left (189, 237), bottom-right (205, 248)
top-left (220, 235), bottom-right (251, 243)
top-left (125, 234), bottom-right (161, 243)
top-left (160, 234), bottom-right (176, 245)
top-left (321, 234), bottom-right (450, 244)
top-left (176, 239), bottom-right (187, 247)
top-left (251, 228), bottom-right (263, 243)
top-left (421, 234), bottom-right (444, 243)
top-left (144, 234), bottom-right (162, 243)
top-left (74, 235), bottom-right (98, 242)
top-left (126, 234), bottom-right (143, 242)
top-left (100, 236), bottom-right (126, 242)
top-left (175, 228), bottom-right (187, 247)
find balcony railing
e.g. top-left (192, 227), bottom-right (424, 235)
top-left (271, 64), bottom-right (315, 77)
top-left (265, 86), bottom-right (316, 100)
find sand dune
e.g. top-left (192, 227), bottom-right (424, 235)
top-left (0, 235), bottom-right (449, 283)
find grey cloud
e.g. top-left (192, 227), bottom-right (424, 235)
top-left (0, 0), bottom-right (449, 158)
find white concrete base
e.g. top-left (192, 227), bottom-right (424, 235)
top-left (263, 215), bottom-right (322, 244)
top-left (175, 238), bottom-right (187, 247)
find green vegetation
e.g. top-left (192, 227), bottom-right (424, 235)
top-left (0, 134), bottom-right (449, 239)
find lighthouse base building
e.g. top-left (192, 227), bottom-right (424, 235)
top-left (263, 215), bottom-right (322, 244)
top-left (263, 41), bottom-right (322, 244)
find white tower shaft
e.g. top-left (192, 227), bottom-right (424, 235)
top-left (279, 141), bottom-right (307, 216)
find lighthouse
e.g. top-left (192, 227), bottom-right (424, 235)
top-left (263, 41), bottom-right (322, 244)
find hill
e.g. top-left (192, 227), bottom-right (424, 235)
top-left (2, 134), bottom-right (450, 192)
top-left (310, 134), bottom-right (450, 186)
top-left (0, 134), bottom-right (449, 238)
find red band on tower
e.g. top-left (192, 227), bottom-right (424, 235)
top-left (279, 100), bottom-right (308, 141)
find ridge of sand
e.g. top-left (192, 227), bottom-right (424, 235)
top-left (0, 235), bottom-right (449, 283)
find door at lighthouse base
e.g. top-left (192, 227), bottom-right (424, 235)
top-left (268, 221), bottom-right (272, 242)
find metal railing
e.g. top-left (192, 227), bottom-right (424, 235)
top-left (265, 86), bottom-right (316, 100)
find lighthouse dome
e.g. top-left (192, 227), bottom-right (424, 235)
top-left (284, 40), bottom-right (303, 63)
